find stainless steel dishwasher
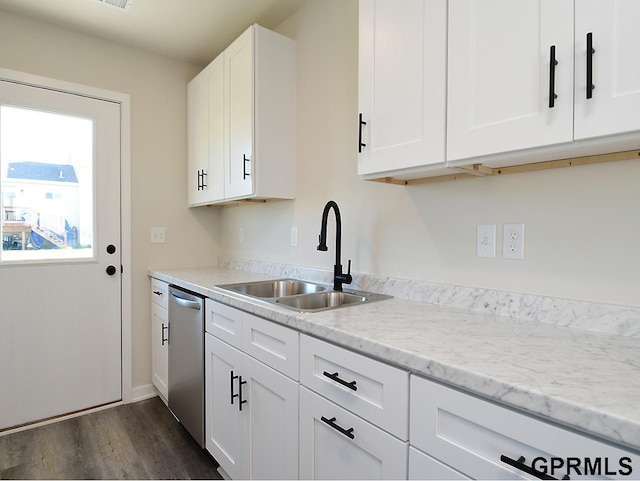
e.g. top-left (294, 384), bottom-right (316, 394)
top-left (168, 285), bottom-right (205, 448)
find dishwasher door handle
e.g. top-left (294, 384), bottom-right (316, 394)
top-left (170, 292), bottom-right (202, 310)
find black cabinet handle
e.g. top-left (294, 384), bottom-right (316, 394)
top-left (153, 290), bottom-right (163, 296)
top-left (243, 154), bottom-right (251, 180)
top-left (500, 455), bottom-right (569, 480)
top-left (321, 416), bottom-right (355, 439)
top-left (358, 113), bottom-right (367, 153)
top-left (161, 323), bottom-right (168, 346)
top-left (586, 32), bottom-right (595, 99)
top-left (323, 371), bottom-right (357, 391)
top-left (548, 45), bottom-right (558, 108)
top-left (230, 370), bottom-right (239, 405)
top-left (238, 376), bottom-right (247, 411)
top-left (197, 169), bottom-right (207, 190)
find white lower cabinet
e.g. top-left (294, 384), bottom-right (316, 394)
top-left (299, 334), bottom-right (409, 479)
top-left (410, 375), bottom-right (638, 480)
top-left (204, 301), bottom-right (299, 479)
top-left (299, 333), bottom-right (409, 440)
top-left (205, 334), bottom-right (243, 478)
top-left (299, 386), bottom-right (408, 480)
top-left (150, 279), bottom-right (169, 402)
top-left (200, 298), bottom-right (639, 481)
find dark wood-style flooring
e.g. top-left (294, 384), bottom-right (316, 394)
top-left (0, 397), bottom-right (222, 480)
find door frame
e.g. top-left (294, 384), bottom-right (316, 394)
top-left (0, 67), bottom-right (132, 406)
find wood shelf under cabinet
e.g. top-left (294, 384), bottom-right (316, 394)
top-left (369, 149), bottom-right (640, 186)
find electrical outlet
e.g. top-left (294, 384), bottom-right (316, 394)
top-left (476, 224), bottom-right (496, 258)
top-left (239, 228), bottom-right (244, 244)
top-left (503, 224), bottom-right (524, 259)
top-left (150, 227), bottom-right (166, 244)
top-left (291, 226), bottom-right (298, 247)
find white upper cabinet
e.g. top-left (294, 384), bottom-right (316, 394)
top-left (188, 24), bottom-right (295, 206)
top-left (447, 0), bottom-right (574, 162)
top-left (358, 0), bottom-right (448, 179)
top-left (574, 0), bottom-right (640, 140)
top-left (360, 0), bottom-right (640, 182)
top-left (187, 55), bottom-right (224, 206)
top-left (224, 27), bottom-right (254, 200)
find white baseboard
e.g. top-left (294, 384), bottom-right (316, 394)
top-left (131, 384), bottom-right (159, 403)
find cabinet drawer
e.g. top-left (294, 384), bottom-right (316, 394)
top-left (241, 313), bottom-right (299, 381)
top-left (410, 375), bottom-right (638, 480)
top-left (409, 446), bottom-right (468, 480)
top-left (205, 299), bottom-right (242, 348)
top-left (150, 278), bottom-right (168, 309)
top-left (299, 386), bottom-right (408, 480)
top-left (300, 334), bottom-right (409, 440)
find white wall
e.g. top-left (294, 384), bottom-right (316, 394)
top-left (0, 11), bottom-right (221, 390)
top-left (218, 0), bottom-right (640, 308)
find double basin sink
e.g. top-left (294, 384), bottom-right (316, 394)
top-left (217, 278), bottom-right (391, 313)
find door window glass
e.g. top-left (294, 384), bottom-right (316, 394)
top-left (1, 105), bottom-right (94, 262)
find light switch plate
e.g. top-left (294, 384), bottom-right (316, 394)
top-left (477, 224), bottom-right (496, 258)
top-left (150, 227), bottom-right (166, 244)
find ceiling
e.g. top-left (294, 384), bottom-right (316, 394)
top-left (0, 0), bottom-right (309, 66)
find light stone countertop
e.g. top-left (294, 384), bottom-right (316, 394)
top-left (149, 266), bottom-right (640, 452)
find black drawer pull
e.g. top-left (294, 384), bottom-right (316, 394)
top-left (153, 290), bottom-right (163, 296)
top-left (586, 32), bottom-right (595, 99)
top-left (238, 376), bottom-right (247, 411)
top-left (323, 371), bottom-right (357, 391)
top-left (358, 113), bottom-right (367, 153)
top-left (500, 455), bottom-right (569, 480)
top-left (243, 154), bottom-right (251, 180)
top-left (230, 370), bottom-right (239, 405)
top-left (321, 416), bottom-right (355, 439)
top-left (548, 45), bottom-right (558, 108)
top-left (161, 323), bottom-right (168, 346)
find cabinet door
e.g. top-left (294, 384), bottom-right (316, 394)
top-left (358, 0), bottom-right (447, 177)
top-left (187, 56), bottom-right (224, 206)
top-left (225, 27), bottom-right (254, 200)
top-left (151, 303), bottom-right (168, 400)
top-left (299, 386), bottom-right (407, 480)
top-left (574, 0), bottom-right (640, 140)
top-left (242, 354), bottom-right (299, 480)
top-left (205, 334), bottom-right (244, 480)
top-left (447, 0), bottom-right (574, 162)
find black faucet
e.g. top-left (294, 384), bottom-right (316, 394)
top-left (317, 200), bottom-right (353, 291)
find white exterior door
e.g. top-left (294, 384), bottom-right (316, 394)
top-left (358, 0), bottom-right (447, 177)
top-left (0, 78), bottom-right (122, 430)
top-left (447, 0), bottom-right (574, 161)
top-left (574, 0), bottom-right (640, 140)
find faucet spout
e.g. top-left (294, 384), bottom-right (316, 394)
top-left (317, 201), bottom-right (352, 291)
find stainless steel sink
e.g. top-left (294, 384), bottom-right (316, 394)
top-left (218, 279), bottom-right (326, 298)
top-left (217, 278), bottom-right (391, 313)
top-left (275, 291), bottom-right (367, 310)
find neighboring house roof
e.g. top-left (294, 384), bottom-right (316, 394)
top-left (6, 162), bottom-right (78, 183)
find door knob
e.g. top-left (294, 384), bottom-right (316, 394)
top-left (106, 265), bottom-right (117, 276)
top-left (106, 244), bottom-right (116, 254)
